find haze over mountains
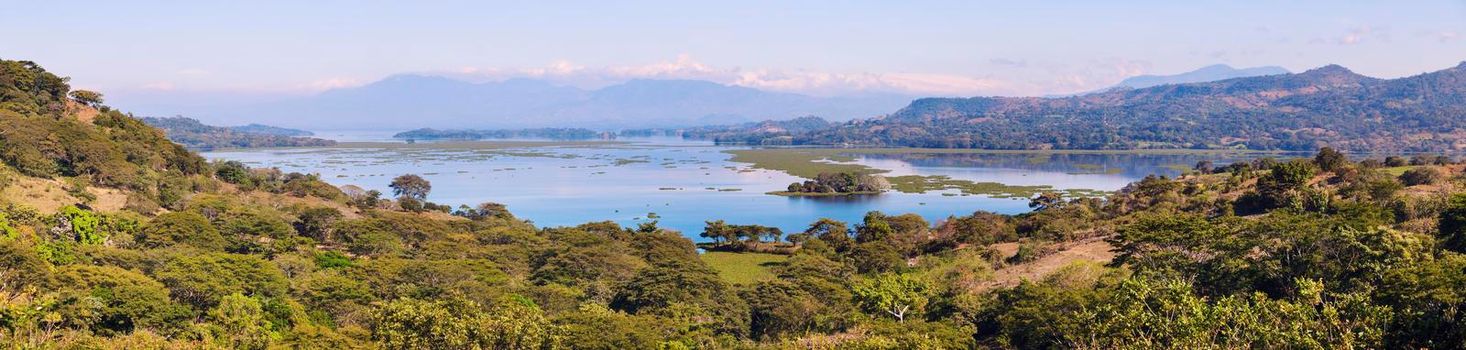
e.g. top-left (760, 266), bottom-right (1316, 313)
top-left (176, 75), bottom-right (915, 130)
top-left (1110, 64), bottom-right (1290, 90)
top-left (122, 63), bottom-right (1296, 131)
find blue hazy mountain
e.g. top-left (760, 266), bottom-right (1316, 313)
top-left (206, 75), bottom-right (913, 130)
top-left (1113, 64), bottom-right (1291, 89)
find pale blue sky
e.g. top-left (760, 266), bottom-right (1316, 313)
top-left (3, 0), bottom-right (1464, 97)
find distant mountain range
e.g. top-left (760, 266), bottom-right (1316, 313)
top-left (696, 62), bottom-right (1466, 152)
top-left (212, 76), bottom-right (914, 130)
top-left (1111, 64), bottom-right (1290, 90)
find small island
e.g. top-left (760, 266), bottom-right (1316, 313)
top-left (770, 172), bottom-right (891, 196)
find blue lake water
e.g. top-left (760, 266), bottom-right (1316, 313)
top-left (203, 134), bottom-right (1277, 240)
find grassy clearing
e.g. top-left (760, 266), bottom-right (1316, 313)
top-left (700, 252), bottom-right (788, 285)
top-left (725, 149), bottom-right (876, 178)
top-left (1380, 166), bottom-right (1418, 176)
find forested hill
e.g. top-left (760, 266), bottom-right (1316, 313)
top-left (794, 62), bottom-right (1466, 151)
top-left (141, 116), bottom-right (336, 150)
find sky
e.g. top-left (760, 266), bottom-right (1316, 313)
top-left (3, 0), bottom-right (1465, 101)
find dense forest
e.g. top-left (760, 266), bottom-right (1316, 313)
top-left (690, 62), bottom-right (1466, 152)
top-left (393, 128), bottom-right (615, 141)
top-left (141, 117), bottom-right (336, 150)
top-left (5, 59), bottom-right (1466, 349)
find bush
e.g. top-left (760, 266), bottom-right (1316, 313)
top-left (1007, 241), bottom-right (1050, 264)
top-left (137, 211), bottom-right (226, 250)
top-left (154, 251), bottom-right (289, 311)
top-left (1399, 167), bottom-right (1444, 186)
top-left (396, 197), bottom-right (424, 213)
top-left (1385, 156), bottom-right (1408, 167)
top-left (314, 251), bottom-right (353, 269)
top-left (214, 160), bottom-right (253, 186)
top-left (52, 265), bottom-right (189, 334)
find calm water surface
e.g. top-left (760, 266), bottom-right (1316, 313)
top-left (203, 133), bottom-right (1275, 240)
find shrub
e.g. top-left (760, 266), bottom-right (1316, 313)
top-left (314, 251), bottom-right (353, 269)
top-left (53, 265), bottom-right (189, 334)
top-left (154, 251), bottom-right (289, 311)
top-left (55, 205), bottom-right (103, 245)
top-left (1399, 167), bottom-right (1444, 186)
top-left (137, 211), bottom-right (226, 250)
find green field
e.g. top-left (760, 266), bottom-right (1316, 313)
top-left (699, 252), bottom-right (789, 285)
top-left (1380, 166), bottom-right (1418, 176)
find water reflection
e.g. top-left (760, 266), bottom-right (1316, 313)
top-left (204, 139), bottom-right (1288, 240)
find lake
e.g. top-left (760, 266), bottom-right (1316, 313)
top-left (203, 133), bottom-right (1279, 240)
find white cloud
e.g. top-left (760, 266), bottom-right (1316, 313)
top-left (297, 77), bottom-right (366, 92)
top-left (140, 81), bottom-right (176, 91)
top-left (1435, 30), bottom-right (1460, 43)
top-left (444, 54), bottom-right (1096, 97)
top-left (1334, 25), bottom-right (1390, 45)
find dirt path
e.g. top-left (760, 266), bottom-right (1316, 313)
top-left (980, 237), bottom-right (1117, 290)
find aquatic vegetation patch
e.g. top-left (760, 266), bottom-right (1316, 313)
top-left (727, 148), bottom-right (1118, 198)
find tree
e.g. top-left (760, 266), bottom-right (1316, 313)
top-left (214, 160), bottom-right (253, 185)
top-left (851, 241), bottom-right (904, 273)
top-left (452, 202), bottom-right (512, 221)
top-left (759, 226), bottom-right (783, 243)
top-left (137, 211), bottom-right (226, 250)
top-left (852, 273), bottom-right (929, 322)
top-left (1028, 192), bottom-right (1064, 211)
top-left (1193, 160), bottom-right (1214, 174)
top-left (805, 218), bottom-right (852, 253)
top-left (370, 296), bottom-right (561, 350)
top-left (0, 241), bottom-right (52, 292)
top-left (1441, 194), bottom-right (1466, 253)
top-left (68, 89), bottom-right (103, 108)
top-left (1239, 159), bottom-right (1318, 213)
top-left (701, 220), bottom-right (735, 244)
top-left (742, 280), bottom-right (836, 340)
top-left (945, 211), bottom-right (1016, 245)
top-left (295, 207), bottom-right (343, 241)
top-left (1313, 147), bottom-right (1348, 172)
top-left (388, 174), bottom-right (431, 201)
top-left (610, 261), bottom-right (750, 337)
top-left (204, 293), bottom-right (274, 350)
top-left (53, 265), bottom-right (188, 335)
top-left (553, 304), bottom-right (666, 349)
top-left (153, 252), bottom-right (289, 311)
top-left (1385, 156), bottom-right (1408, 167)
top-left (1399, 167), bottom-right (1444, 186)
top-left (856, 212), bottom-right (896, 243)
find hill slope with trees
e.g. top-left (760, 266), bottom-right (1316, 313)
top-left (703, 62), bottom-right (1466, 152)
top-left (140, 116), bottom-right (336, 150)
